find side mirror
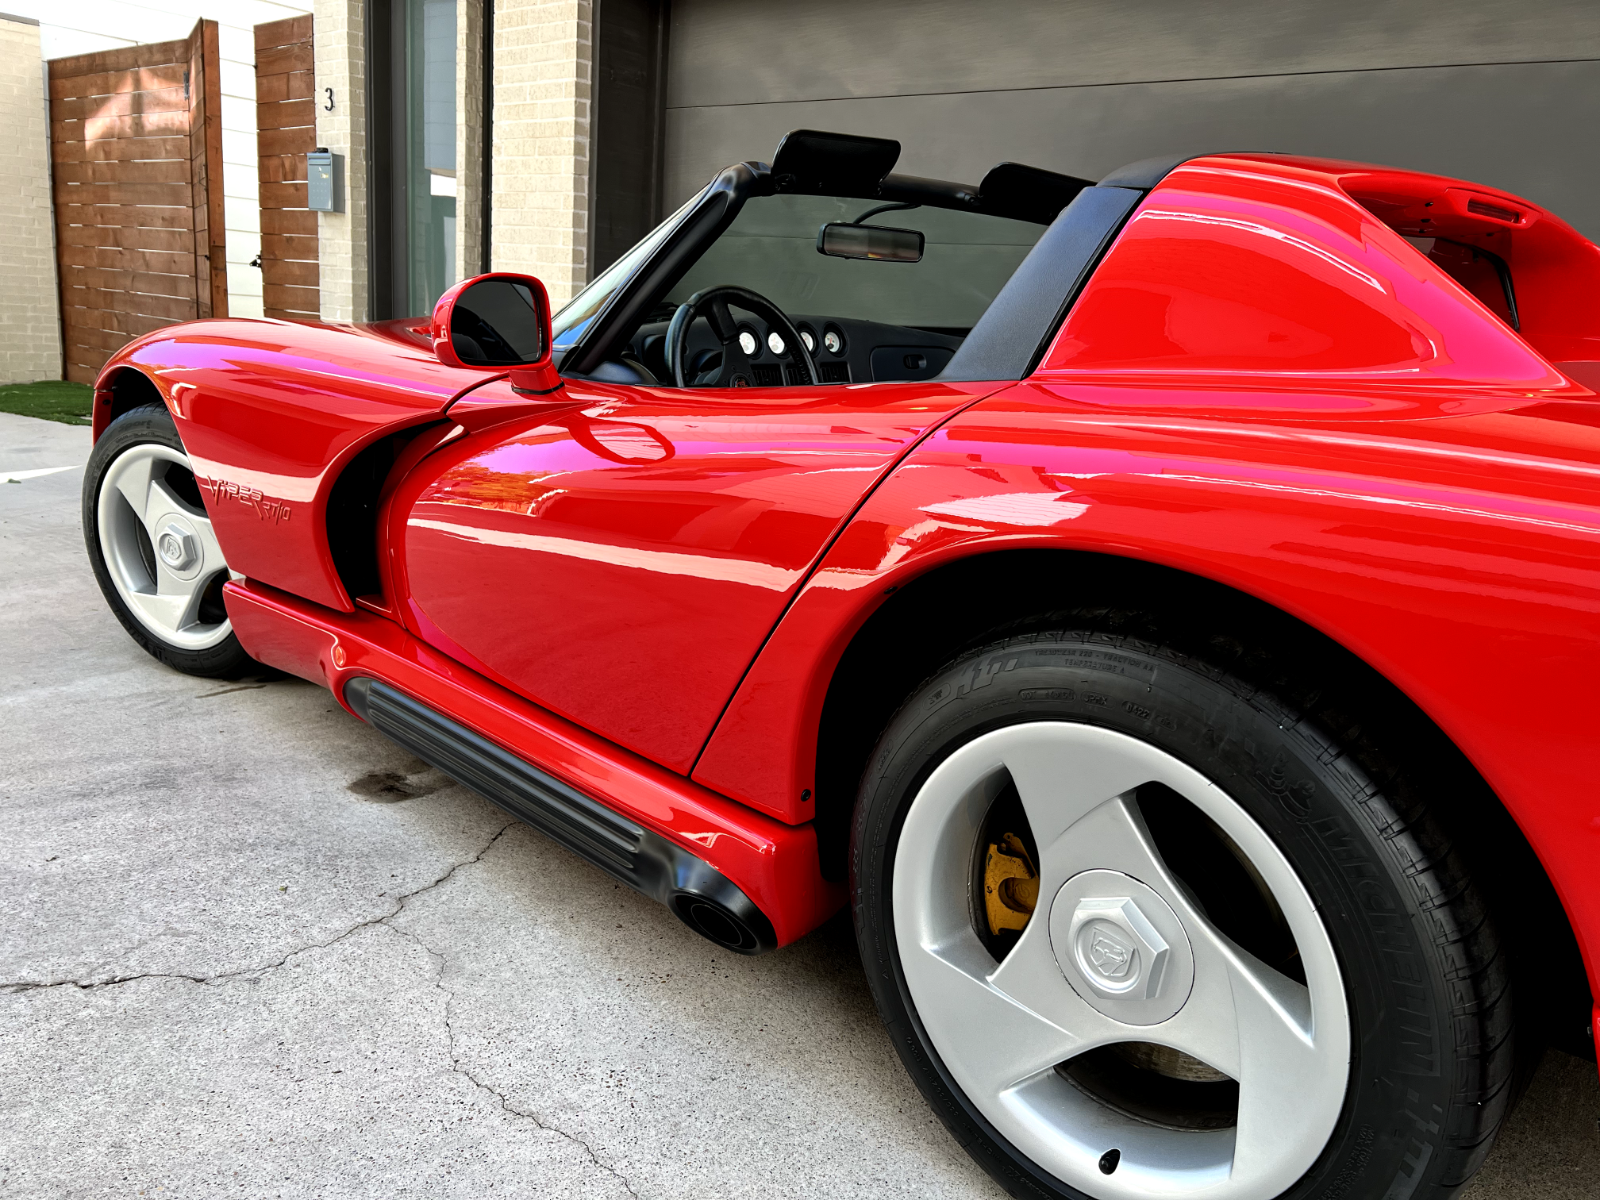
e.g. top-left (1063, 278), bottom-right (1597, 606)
top-left (431, 273), bottom-right (562, 392)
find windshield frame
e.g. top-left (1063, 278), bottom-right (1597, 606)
top-left (557, 159), bottom-right (1074, 379)
top-left (551, 193), bottom-right (702, 356)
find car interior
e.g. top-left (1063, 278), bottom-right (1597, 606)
top-left (552, 130), bottom-right (1098, 389)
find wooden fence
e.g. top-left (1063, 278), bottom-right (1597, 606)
top-left (255, 16), bottom-right (319, 321)
top-left (49, 20), bottom-right (226, 384)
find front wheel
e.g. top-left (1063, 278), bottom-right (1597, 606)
top-left (83, 404), bottom-right (253, 677)
top-left (852, 630), bottom-right (1511, 1200)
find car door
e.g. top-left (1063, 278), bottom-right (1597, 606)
top-left (392, 374), bottom-right (999, 774)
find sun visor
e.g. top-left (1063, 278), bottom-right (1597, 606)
top-left (978, 162), bottom-right (1095, 224)
top-left (770, 130), bottom-right (901, 198)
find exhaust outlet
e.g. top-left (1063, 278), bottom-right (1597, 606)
top-left (669, 892), bottom-right (766, 954)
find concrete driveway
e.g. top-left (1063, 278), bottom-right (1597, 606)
top-left (2, 410), bottom-right (1595, 1198)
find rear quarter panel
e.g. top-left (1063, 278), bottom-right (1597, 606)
top-left (695, 384), bottom-right (1600, 998)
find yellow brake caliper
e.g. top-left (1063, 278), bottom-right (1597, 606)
top-left (984, 832), bottom-right (1039, 935)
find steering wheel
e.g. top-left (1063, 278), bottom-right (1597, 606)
top-left (664, 285), bottom-right (818, 389)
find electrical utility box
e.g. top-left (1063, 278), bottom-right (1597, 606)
top-left (307, 149), bottom-right (343, 213)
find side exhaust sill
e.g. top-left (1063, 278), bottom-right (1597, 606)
top-left (345, 676), bottom-right (778, 954)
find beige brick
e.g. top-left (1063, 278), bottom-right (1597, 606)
top-left (490, 0), bottom-right (592, 305)
top-left (316, 0), bottom-right (369, 323)
top-left (0, 17), bottom-right (63, 385)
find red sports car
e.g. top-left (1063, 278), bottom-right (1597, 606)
top-left (82, 131), bottom-right (1600, 1200)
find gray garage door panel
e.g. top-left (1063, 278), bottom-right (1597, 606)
top-left (665, 60), bottom-right (1600, 240)
top-left (668, 0), bottom-right (1600, 110)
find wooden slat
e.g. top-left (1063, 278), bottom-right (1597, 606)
top-left (52, 134), bottom-right (190, 163)
top-left (264, 309), bottom-right (319, 322)
top-left (256, 14), bottom-right (313, 49)
top-left (58, 203), bottom-right (194, 232)
top-left (262, 258), bottom-right (317, 287)
top-left (53, 86), bottom-right (190, 122)
top-left (48, 38), bottom-right (190, 79)
top-left (257, 126), bottom-right (314, 158)
top-left (62, 321), bottom-right (140, 354)
top-left (258, 154), bottom-right (306, 183)
top-left (256, 72), bottom-right (289, 104)
top-left (49, 63), bottom-right (188, 101)
top-left (63, 288), bottom-right (196, 322)
top-left (54, 158), bottom-right (191, 186)
top-left (193, 19), bottom-right (227, 320)
top-left (61, 244), bottom-right (196, 275)
top-left (255, 43), bottom-right (314, 76)
top-left (55, 180), bottom-right (192, 207)
top-left (59, 224), bottom-right (193, 253)
top-left (61, 307), bottom-right (173, 338)
top-left (255, 14), bottom-right (317, 322)
top-left (255, 70), bottom-right (315, 104)
top-left (261, 233), bottom-right (318, 260)
top-left (54, 111), bottom-right (190, 141)
top-left (261, 207), bottom-right (316, 236)
top-left (63, 265), bottom-right (197, 300)
top-left (263, 282), bottom-right (318, 311)
top-left (257, 97), bottom-right (315, 130)
top-left (259, 180), bottom-right (308, 209)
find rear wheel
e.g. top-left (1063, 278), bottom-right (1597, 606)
top-left (83, 404), bottom-right (252, 677)
top-left (852, 629), bottom-right (1511, 1199)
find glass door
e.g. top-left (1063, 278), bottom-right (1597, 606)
top-left (405, 0), bottom-right (457, 314)
top-left (373, 0), bottom-right (459, 318)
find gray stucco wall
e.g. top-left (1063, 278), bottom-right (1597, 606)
top-left (663, 0), bottom-right (1600, 239)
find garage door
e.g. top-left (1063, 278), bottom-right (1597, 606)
top-left (661, 0), bottom-right (1600, 240)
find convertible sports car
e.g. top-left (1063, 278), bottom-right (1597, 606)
top-left (82, 131), bottom-right (1600, 1200)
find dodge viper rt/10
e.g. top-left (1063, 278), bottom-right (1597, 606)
top-left (82, 131), bottom-right (1600, 1200)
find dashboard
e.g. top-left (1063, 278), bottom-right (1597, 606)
top-left (594, 313), bottom-right (966, 388)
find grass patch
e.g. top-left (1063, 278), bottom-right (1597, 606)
top-left (0, 380), bottom-right (95, 426)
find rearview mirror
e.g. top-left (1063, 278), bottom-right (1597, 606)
top-left (431, 273), bottom-right (551, 369)
top-left (816, 222), bottom-right (924, 263)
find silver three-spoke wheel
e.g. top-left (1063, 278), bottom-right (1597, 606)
top-left (894, 721), bottom-right (1347, 1199)
top-left (97, 441), bottom-right (232, 649)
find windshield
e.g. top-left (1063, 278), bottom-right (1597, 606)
top-left (667, 194), bottom-right (1045, 333)
top-left (551, 195), bottom-right (700, 349)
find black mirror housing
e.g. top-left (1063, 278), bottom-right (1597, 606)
top-left (816, 222), bottom-right (925, 263)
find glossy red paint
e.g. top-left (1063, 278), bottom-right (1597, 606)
top-left (1043, 155), bottom-right (1583, 390)
top-left (222, 576), bottom-right (842, 945)
top-left (390, 376), bottom-right (999, 775)
top-left (97, 318), bottom-right (505, 610)
top-left (429, 272), bottom-right (564, 397)
top-left (696, 157), bottom-right (1600, 997)
top-left (85, 157), bottom-right (1600, 1010)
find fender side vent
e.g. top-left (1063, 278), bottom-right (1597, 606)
top-left (326, 436), bottom-right (401, 601)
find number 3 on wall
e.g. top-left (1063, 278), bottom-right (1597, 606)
top-left (324, 87), bottom-right (335, 112)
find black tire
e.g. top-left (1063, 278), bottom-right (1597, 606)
top-left (852, 627), bottom-right (1512, 1200)
top-left (83, 404), bottom-right (254, 678)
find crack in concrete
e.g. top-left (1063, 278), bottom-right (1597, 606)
top-left (390, 918), bottom-right (643, 1199)
top-left (0, 822), bottom-right (519, 995)
top-left (3, 817), bottom-right (644, 1191)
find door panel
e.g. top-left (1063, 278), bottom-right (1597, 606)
top-left (396, 377), bottom-right (995, 773)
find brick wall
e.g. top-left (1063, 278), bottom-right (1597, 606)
top-left (490, 0), bottom-right (591, 307)
top-left (314, 0), bottom-right (367, 322)
top-left (0, 15), bottom-right (63, 385)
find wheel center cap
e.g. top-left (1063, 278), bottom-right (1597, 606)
top-left (153, 517), bottom-right (202, 579)
top-left (1049, 869), bottom-right (1195, 1026)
